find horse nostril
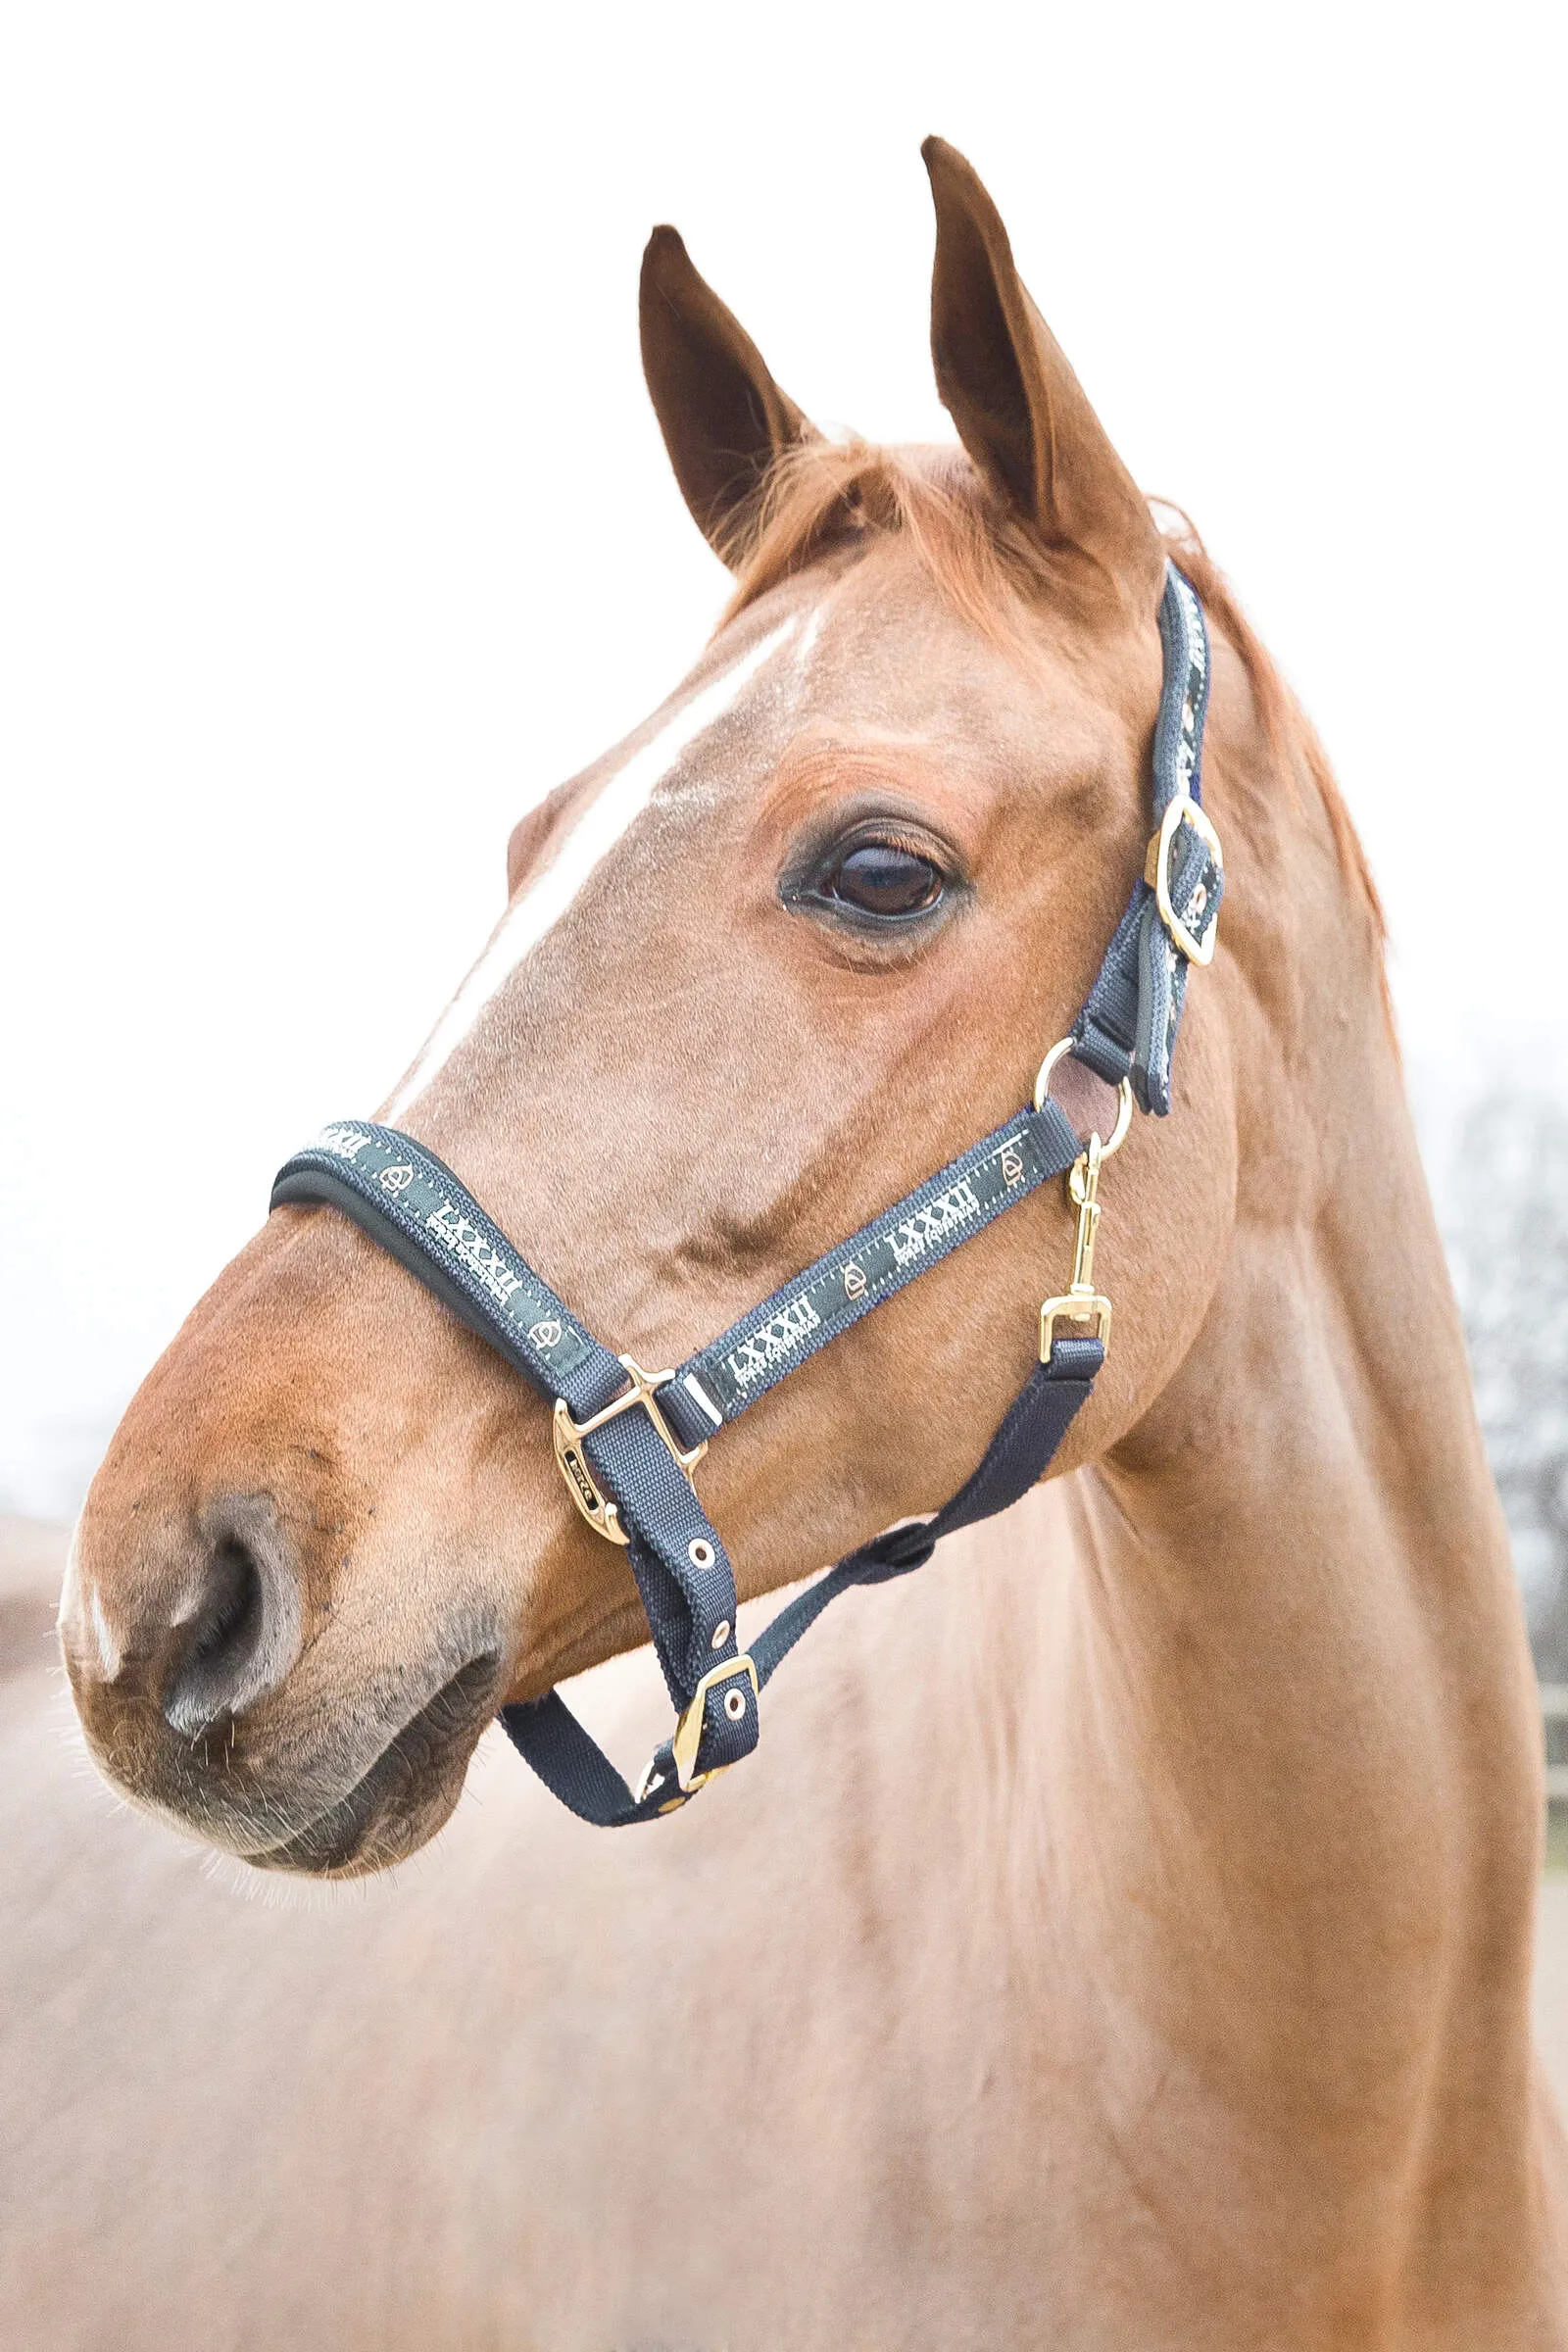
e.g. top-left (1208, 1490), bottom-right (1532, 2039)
top-left (162, 1511), bottom-right (301, 1740)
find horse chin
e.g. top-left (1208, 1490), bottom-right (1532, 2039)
top-left (240, 1650), bottom-right (504, 1878)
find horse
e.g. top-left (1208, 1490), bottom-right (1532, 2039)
top-left (39, 136), bottom-right (1568, 2345)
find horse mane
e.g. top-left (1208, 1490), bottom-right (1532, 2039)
top-left (719, 440), bottom-right (1387, 956)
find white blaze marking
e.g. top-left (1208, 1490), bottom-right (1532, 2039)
top-left (385, 614), bottom-right (801, 1118)
top-left (59, 1519), bottom-right (119, 1681)
top-left (794, 600), bottom-right (827, 669)
top-left (57, 1521), bottom-right (83, 1637)
top-left (90, 1589), bottom-right (120, 1680)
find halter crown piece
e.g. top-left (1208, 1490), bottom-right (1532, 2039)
top-left (270, 563), bottom-right (1222, 1827)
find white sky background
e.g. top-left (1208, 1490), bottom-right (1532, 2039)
top-left (0, 2), bottom-right (1562, 1515)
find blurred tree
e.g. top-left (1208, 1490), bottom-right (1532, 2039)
top-left (1447, 1090), bottom-right (1568, 1680)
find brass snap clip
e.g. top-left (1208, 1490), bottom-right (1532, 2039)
top-left (1034, 1039), bottom-right (1130, 1360)
top-left (1039, 1131), bottom-right (1113, 1354)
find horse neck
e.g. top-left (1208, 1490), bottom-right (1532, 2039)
top-left (1091, 1030), bottom-right (1541, 1893)
top-left (967, 757), bottom-right (1549, 2201)
top-left (1097, 766), bottom-right (1538, 1826)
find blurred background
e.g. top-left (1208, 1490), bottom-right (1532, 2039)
top-left (1, 0), bottom-right (1564, 1703)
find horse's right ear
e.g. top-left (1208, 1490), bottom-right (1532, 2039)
top-left (640, 226), bottom-right (815, 564)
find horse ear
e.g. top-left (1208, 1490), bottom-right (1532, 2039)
top-left (640, 225), bottom-right (816, 564)
top-left (921, 138), bottom-right (1162, 612)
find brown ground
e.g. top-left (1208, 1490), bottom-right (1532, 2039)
top-left (5, 1511), bottom-right (1565, 2107)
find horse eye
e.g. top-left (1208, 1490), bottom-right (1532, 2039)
top-left (825, 842), bottom-right (943, 918)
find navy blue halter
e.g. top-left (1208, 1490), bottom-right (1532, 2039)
top-left (270, 562), bottom-right (1222, 1827)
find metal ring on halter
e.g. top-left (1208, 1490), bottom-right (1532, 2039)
top-left (1032, 1037), bottom-right (1134, 1159)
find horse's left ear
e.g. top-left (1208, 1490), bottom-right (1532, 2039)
top-left (640, 225), bottom-right (816, 563)
top-left (922, 137), bottom-right (1163, 614)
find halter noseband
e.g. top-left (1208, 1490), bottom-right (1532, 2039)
top-left (270, 562), bottom-right (1222, 1827)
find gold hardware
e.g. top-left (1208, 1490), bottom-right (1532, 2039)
top-left (1033, 1036), bottom-right (1133, 1158)
top-left (670, 1653), bottom-right (759, 1792)
top-left (630, 1754), bottom-right (690, 1815)
top-left (1144, 793), bottom-right (1223, 966)
top-left (1039, 1131), bottom-right (1114, 1355)
top-left (552, 1354), bottom-right (709, 1547)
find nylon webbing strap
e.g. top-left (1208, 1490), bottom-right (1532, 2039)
top-left (1071, 563), bottom-right (1222, 1113)
top-left (746, 1335), bottom-right (1103, 1684)
top-left (667, 1100), bottom-right (1081, 1438)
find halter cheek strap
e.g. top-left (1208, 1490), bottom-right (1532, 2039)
top-left (269, 562), bottom-right (1221, 1829)
top-left (1071, 564), bottom-right (1220, 1113)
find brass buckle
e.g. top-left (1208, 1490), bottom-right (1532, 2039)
top-left (1039, 1133), bottom-right (1113, 1357)
top-left (1144, 793), bottom-right (1223, 966)
top-left (552, 1354), bottom-right (709, 1547)
top-left (670, 1653), bottom-right (759, 1793)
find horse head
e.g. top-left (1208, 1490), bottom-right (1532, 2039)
top-left (60, 142), bottom-right (1327, 1873)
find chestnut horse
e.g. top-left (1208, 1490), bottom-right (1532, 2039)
top-left (44, 140), bottom-right (1567, 2344)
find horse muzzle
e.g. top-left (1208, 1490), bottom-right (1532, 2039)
top-left (59, 1489), bottom-right (506, 1876)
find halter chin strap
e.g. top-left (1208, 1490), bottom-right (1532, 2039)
top-left (269, 562), bottom-right (1221, 1828)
